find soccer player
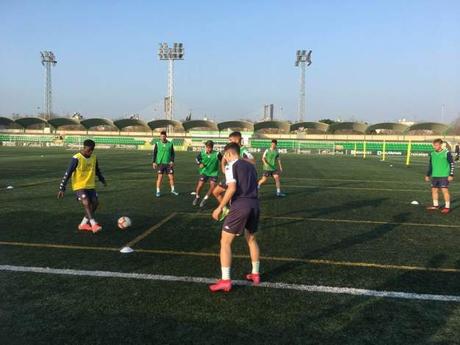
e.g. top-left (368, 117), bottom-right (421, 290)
top-left (152, 131), bottom-right (178, 197)
top-left (258, 139), bottom-right (286, 197)
top-left (425, 138), bottom-right (454, 214)
top-left (212, 131), bottom-right (255, 213)
top-left (57, 139), bottom-right (106, 233)
top-left (193, 140), bottom-right (222, 207)
top-left (209, 143), bottom-right (261, 292)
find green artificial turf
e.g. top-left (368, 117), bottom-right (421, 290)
top-left (0, 146), bottom-right (460, 345)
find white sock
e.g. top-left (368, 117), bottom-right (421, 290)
top-left (445, 201), bottom-right (451, 209)
top-left (156, 188), bottom-right (160, 193)
top-left (204, 195), bottom-right (209, 200)
top-left (221, 267), bottom-right (231, 280)
top-left (195, 195), bottom-right (200, 199)
top-left (171, 186), bottom-right (175, 192)
top-left (276, 188), bottom-right (281, 193)
top-left (252, 261), bottom-right (260, 274)
top-left (257, 185), bottom-right (261, 190)
top-left (433, 199), bottom-right (439, 207)
top-left (89, 219), bottom-right (97, 226)
top-left (80, 217), bottom-right (89, 225)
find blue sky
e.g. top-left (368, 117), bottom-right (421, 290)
top-left (0, 0), bottom-right (459, 123)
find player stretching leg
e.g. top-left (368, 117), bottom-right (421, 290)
top-left (193, 140), bottom-right (222, 207)
top-left (152, 131), bottom-right (178, 197)
top-left (425, 138), bottom-right (454, 214)
top-left (212, 131), bottom-right (255, 218)
top-left (57, 139), bottom-right (106, 233)
top-left (258, 139), bottom-right (286, 197)
top-left (210, 143), bottom-right (261, 292)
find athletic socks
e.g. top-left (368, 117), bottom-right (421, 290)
top-left (221, 267), bottom-right (231, 280)
top-left (171, 186), bottom-right (175, 192)
top-left (433, 199), bottom-right (439, 207)
top-left (445, 201), bottom-right (451, 209)
top-left (252, 261), bottom-right (260, 274)
top-left (80, 217), bottom-right (89, 225)
top-left (89, 219), bottom-right (97, 226)
top-left (203, 195), bottom-right (209, 200)
top-left (156, 188), bottom-right (160, 193)
top-left (276, 188), bottom-right (281, 194)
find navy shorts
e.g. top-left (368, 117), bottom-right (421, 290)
top-left (199, 175), bottom-right (218, 183)
top-left (431, 177), bottom-right (449, 188)
top-left (223, 201), bottom-right (260, 236)
top-left (157, 164), bottom-right (174, 175)
top-left (263, 170), bottom-right (280, 177)
top-left (75, 189), bottom-right (98, 201)
top-left (218, 179), bottom-right (227, 188)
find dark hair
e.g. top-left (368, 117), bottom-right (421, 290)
top-left (160, 131), bottom-right (167, 136)
top-left (272, 139), bottom-right (278, 144)
top-left (83, 139), bottom-right (95, 149)
top-left (228, 131), bottom-right (242, 139)
top-left (205, 140), bottom-right (214, 147)
top-left (433, 138), bottom-right (443, 144)
top-left (224, 142), bottom-right (241, 155)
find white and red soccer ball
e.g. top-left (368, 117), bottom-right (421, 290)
top-left (117, 216), bottom-right (132, 230)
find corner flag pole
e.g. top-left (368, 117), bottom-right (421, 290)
top-left (382, 140), bottom-right (387, 161)
top-left (405, 140), bottom-right (412, 166)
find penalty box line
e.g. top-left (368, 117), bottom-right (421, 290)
top-left (1, 240), bottom-right (460, 274)
top-left (123, 212), bottom-right (177, 249)
top-left (178, 211), bottom-right (460, 229)
top-left (0, 264), bottom-right (459, 303)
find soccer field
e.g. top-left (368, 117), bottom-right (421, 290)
top-left (1, 146), bottom-right (460, 345)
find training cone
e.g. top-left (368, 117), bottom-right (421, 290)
top-left (6, 185), bottom-right (14, 190)
top-left (120, 246), bottom-right (134, 254)
top-left (411, 201), bottom-right (419, 205)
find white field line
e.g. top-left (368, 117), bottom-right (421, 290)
top-left (1, 264), bottom-right (459, 303)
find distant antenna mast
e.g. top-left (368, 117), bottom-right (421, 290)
top-left (40, 51), bottom-right (57, 120)
top-left (158, 42), bottom-right (184, 121)
top-left (295, 50), bottom-right (312, 123)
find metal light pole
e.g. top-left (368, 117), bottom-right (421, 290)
top-left (295, 50), bottom-right (312, 123)
top-left (158, 42), bottom-right (184, 121)
top-left (40, 51), bottom-right (57, 120)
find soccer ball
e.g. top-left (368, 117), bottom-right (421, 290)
top-left (117, 216), bottom-right (132, 230)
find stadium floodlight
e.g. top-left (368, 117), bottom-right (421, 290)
top-left (295, 50), bottom-right (312, 122)
top-left (158, 42), bottom-right (185, 121)
top-left (41, 51), bottom-right (57, 120)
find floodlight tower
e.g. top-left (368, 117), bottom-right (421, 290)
top-left (40, 51), bottom-right (57, 120)
top-left (295, 50), bottom-right (312, 122)
top-left (158, 42), bottom-right (184, 121)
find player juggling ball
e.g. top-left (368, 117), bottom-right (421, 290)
top-left (57, 139), bottom-right (106, 233)
top-left (210, 142), bottom-right (261, 293)
top-left (425, 138), bottom-right (454, 214)
top-left (152, 131), bottom-right (179, 197)
top-left (193, 140), bottom-right (222, 207)
top-left (258, 139), bottom-right (286, 197)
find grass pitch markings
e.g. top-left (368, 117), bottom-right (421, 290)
top-left (1, 240), bottom-right (460, 273)
top-left (1, 264), bottom-right (459, 303)
top-left (124, 212), bottom-right (177, 248)
top-left (178, 211), bottom-right (460, 229)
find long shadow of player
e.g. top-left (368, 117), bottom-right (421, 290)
top-left (280, 197), bottom-right (388, 219)
top-left (264, 212), bottom-right (410, 281)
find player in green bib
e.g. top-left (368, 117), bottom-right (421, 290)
top-left (193, 140), bottom-right (223, 207)
top-left (258, 139), bottom-right (285, 197)
top-left (152, 131), bottom-right (178, 197)
top-left (425, 138), bottom-right (454, 213)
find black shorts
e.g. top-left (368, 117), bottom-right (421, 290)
top-left (263, 170), bottom-right (280, 177)
top-left (75, 189), bottom-right (98, 202)
top-left (223, 201), bottom-right (260, 236)
top-left (431, 177), bottom-right (449, 188)
top-left (157, 164), bottom-right (174, 175)
top-left (218, 179), bottom-right (227, 189)
top-left (199, 175), bottom-right (218, 183)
